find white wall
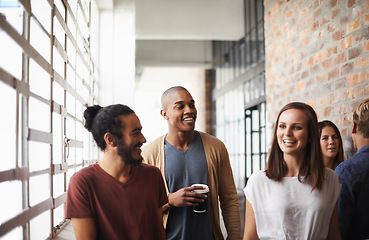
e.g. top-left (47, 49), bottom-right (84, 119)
top-left (135, 0), bottom-right (244, 40)
top-left (98, 0), bottom-right (136, 107)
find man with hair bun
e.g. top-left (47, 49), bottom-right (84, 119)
top-left (65, 104), bottom-right (167, 240)
top-left (335, 97), bottom-right (369, 240)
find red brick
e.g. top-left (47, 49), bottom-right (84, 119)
top-left (355, 55), bottom-right (369, 69)
top-left (330, 0), bottom-right (338, 7)
top-left (348, 0), bottom-right (356, 8)
top-left (306, 100), bottom-right (315, 109)
top-left (335, 104), bottom-right (347, 115)
top-left (323, 106), bottom-right (334, 117)
top-left (321, 16), bottom-right (329, 26)
top-left (302, 70), bottom-right (309, 79)
top-left (314, 8), bottom-right (321, 21)
top-left (327, 24), bottom-right (336, 33)
top-left (348, 72), bottom-right (364, 86)
top-left (296, 81), bottom-right (305, 91)
top-left (333, 29), bottom-right (345, 41)
top-left (280, 89), bottom-right (287, 97)
top-left (306, 56), bottom-right (314, 67)
top-left (317, 96), bottom-right (328, 106)
top-left (328, 68), bottom-right (340, 80)
top-left (340, 16), bottom-right (350, 25)
top-left (358, 85), bottom-right (367, 96)
top-left (299, 7), bottom-right (309, 19)
top-left (335, 77), bottom-right (348, 90)
top-left (364, 40), bottom-right (369, 51)
top-left (347, 17), bottom-right (361, 34)
top-left (349, 47), bottom-right (362, 60)
top-left (332, 8), bottom-right (340, 19)
top-left (286, 10), bottom-right (293, 19)
top-left (310, 21), bottom-right (319, 32)
top-left (342, 88), bottom-right (356, 101)
top-left (335, 52), bottom-right (347, 65)
top-left (322, 58), bottom-right (332, 69)
top-left (365, 14), bottom-right (369, 25)
top-left (340, 128), bottom-right (348, 138)
top-left (327, 46), bottom-right (338, 57)
top-left (329, 92), bottom-right (340, 104)
top-left (341, 63), bottom-right (354, 75)
top-left (340, 35), bottom-right (354, 50)
top-left (315, 50), bottom-right (326, 62)
top-left (299, 29), bottom-right (308, 39)
top-left (317, 72), bottom-right (327, 82)
top-left (311, 64), bottom-right (321, 74)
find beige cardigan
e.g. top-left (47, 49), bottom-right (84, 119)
top-left (142, 131), bottom-right (242, 240)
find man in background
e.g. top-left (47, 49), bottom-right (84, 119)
top-left (335, 97), bottom-right (369, 240)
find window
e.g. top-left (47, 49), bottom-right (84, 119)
top-left (0, 0), bottom-right (99, 239)
top-left (212, 0), bottom-right (265, 189)
top-left (244, 102), bottom-right (267, 181)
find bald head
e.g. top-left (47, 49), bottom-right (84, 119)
top-left (161, 86), bottom-right (189, 110)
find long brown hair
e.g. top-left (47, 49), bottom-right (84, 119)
top-left (265, 102), bottom-right (325, 191)
top-left (318, 120), bottom-right (344, 169)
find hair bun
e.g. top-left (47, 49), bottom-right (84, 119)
top-left (84, 105), bottom-right (102, 131)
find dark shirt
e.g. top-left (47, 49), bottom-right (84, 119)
top-left (164, 131), bottom-right (214, 240)
top-left (335, 145), bottom-right (369, 240)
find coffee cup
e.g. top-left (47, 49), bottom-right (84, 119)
top-left (191, 184), bottom-right (209, 213)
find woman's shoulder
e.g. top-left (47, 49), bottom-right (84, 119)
top-left (324, 167), bottom-right (338, 180)
top-left (247, 170), bottom-right (268, 184)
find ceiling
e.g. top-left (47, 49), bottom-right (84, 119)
top-left (96, 0), bottom-right (245, 67)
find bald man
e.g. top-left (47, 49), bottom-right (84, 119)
top-left (142, 86), bottom-right (242, 240)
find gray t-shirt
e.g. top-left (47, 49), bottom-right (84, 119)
top-left (165, 131), bottom-right (214, 240)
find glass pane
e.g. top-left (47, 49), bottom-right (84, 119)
top-left (52, 112), bottom-right (63, 164)
top-left (0, 1), bottom-right (23, 34)
top-left (53, 174), bottom-right (65, 196)
top-left (29, 174), bottom-right (50, 206)
top-left (253, 154), bottom-right (260, 172)
top-left (30, 17), bottom-right (50, 63)
top-left (30, 211), bottom-right (50, 240)
top-left (29, 141), bottom-right (50, 171)
top-left (53, 80), bottom-right (65, 105)
top-left (53, 45), bottom-right (65, 79)
top-left (30, 0), bottom-right (51, 33)
top-left (252, 132), bottom-right (260, 154)
top-left (0, 33), bottom-right (23, 80)
top-left (66, 92), bottom-right (76, 117)
top-left (1, 226), bottom-right (22, 240)
top-left (54, 0), bottom-right (65, 21)
top-left (252, 109), bottom-right (259, 131)
top-left (29, 59), bottom-right (50, 99)
top-left (0, 82), bottom-right (16, 171)
top-left (53, 16), bottom-right (65, 49)
top-left (29, 97), bottom-right (50, 132)
top-left (53, 204), bottom-right (65, 228)
top-left (0, 181), bottom-right (22, 224)
top-left (246, 153), bottom-right (252, 178)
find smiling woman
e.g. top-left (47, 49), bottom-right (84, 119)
top-left (243, 102), bottom-right (342, 240)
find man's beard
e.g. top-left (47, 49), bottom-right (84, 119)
top-left (117, 139), bottom-right (143, 166)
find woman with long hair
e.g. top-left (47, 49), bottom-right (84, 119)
top-left (243, 102), bottom-right (341, 240)
top-left (318, 120), bottom-right (344, 170)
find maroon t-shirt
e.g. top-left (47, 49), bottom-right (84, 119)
top-left (65, 163), bottom-right (168, 240)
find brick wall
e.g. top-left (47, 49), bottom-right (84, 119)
top-left (264, 0), bottom-right (369, 159)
